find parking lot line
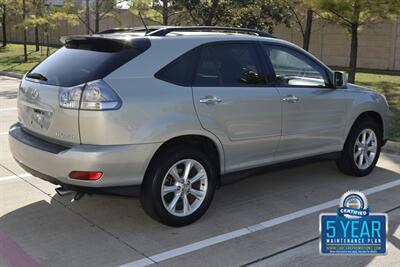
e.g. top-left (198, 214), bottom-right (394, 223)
top-left (0, 132), bottom-right (8, 135)
top-left (120, 178), bottom-right (400, 267)
top-left (0, 173), bottom-right (31, 181)
top-left (0, 230), bottom-right (42, 267)
top-left (0, 107), bottom-right (17, 112)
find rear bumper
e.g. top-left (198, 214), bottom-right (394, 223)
top-left (17, 161), bottom-right (142, 196)
top-left (8, 123), bottom-right (160, 189)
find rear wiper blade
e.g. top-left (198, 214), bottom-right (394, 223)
top-left (27, 72), bottom-right (48, 81)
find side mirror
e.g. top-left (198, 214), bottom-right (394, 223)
top-left (334, 71), bottom-right (347, 88)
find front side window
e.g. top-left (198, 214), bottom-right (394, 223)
top-left (264, 45), bottom-right (329, 87)
top-left (193, 43), bottom-right (265, 86)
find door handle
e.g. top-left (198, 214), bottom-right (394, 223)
top-left (282, 95), bottom-right (299, 103)
top-left (199, 96), bottom-right (222, 104)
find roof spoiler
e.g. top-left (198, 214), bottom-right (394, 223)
top-left (60, 35), bottom-right (135, 45)
top-left (59, 35), bottom-right (142, 52)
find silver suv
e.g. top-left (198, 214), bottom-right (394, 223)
top-left (9, 26), bottom-right (391, 226)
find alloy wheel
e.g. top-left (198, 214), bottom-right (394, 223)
top-left (353, 128), bottom-right (378, 170)
top-left (161, 159), bottom-right (208, 217)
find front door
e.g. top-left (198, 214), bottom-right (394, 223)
top-left (192, 42), bottom-right (282, 172)
top-left (262, 44), bottom-right (352, 161)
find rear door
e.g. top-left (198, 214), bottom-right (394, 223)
top-left (18, 78), bottom-right (80, 145)
top-left (192, 42), bottom-right (282, 172)
top-left (262, 44), bottom-right (351, 161)
top-left (18, 37), bottom-right (149, 145)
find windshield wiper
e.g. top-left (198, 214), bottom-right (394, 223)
top-left (27, 72), bottom-right (48, 81)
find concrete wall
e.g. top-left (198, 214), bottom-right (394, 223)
top-left (1, 10), bottom-right (399, 70)
top-left (274, 18), bottom-right (400, 70)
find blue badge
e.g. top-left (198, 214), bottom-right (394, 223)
top-left (320, 191), bottom-right (387, 255)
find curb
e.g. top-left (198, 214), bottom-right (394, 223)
top-left (382, 140), bottom-right (400, 154)
top-left (0, 71), bottom-right (23, 79)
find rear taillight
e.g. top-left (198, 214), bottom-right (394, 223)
top-left (59, 80), bottom-right (121, 111)
top-left (80, 80), bottom-right (121, 110)
top-left (69, 171), bottom-right (103, 181)
top-left (59, 86), bottom-right (83, 109)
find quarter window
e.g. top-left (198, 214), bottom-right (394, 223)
top-left (193, 43), bottom-right (265, 86)
top-left (155, 49), bottom-right (199, 86)
top-left (264, 45), bottom-right (329, 87)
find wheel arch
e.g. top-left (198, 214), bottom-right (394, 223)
top-left (345, 111), bottom-right (384, 144)
top-left (144, 133), bottom-right (225, 184)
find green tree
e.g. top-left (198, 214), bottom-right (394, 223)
top-left (175, 0), bottom-right (293, 32)
top-left (290, 0), bottom-right (316, 51)
top-left (24, 0), bottom-right (77, 56)
top-left (0, 0), bottom-right (22, 47)
top-left (230, 0), bottom-right (293, 33)
top-left (93, 0), bottom-right (114, 32)
top-left (23, 0), bottom-right (27, 62)
top-left (77, 0), bottom-right (122, 33)
top-left (314, 0), bottom-right (400, 83)
top-left (130, 0), bottom-right (183, 26)
top-left (0, 3), bottom-right (4, 46)
top-left (31, 0), bottom-right (44, 51)
top-left (175, 0), bottom-right (231, 26)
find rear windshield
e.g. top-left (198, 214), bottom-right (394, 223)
top-left (27, 37), bottom-right (150, 87)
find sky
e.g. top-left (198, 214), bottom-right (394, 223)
top-left (116, 0), bottom-right (132, 9)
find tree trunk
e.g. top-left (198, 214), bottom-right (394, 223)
top-left (23, 0), bottom-right (27, 62)
top-left (303, 8), bottom-right (313, 51)
top-left (35, 26), bottom-right (39, 51)
top-left (95, 13), bottom-right (99, 33)
top-left (85, 0), bottom-right (90, 34)
top-left (162, 0), bottom-right (168, 26)
top-left (95, 0), bottom-right (99, 33)
top-left (45, 27), bottom-right (49, 57)
top-left (1, 5), bottom-right (6, 47)
top-left (348, 23), bottom-right (358, 83)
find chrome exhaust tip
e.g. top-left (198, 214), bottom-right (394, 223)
top-left (55, 187), bottom-right (74, 197)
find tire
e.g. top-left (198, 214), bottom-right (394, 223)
top-left (336, 118), bottom-right (382, 177)
top-left (140, 145), bottom-right (217, 226)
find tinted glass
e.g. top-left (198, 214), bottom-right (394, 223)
top-left (264, 45), bottom-right (328, 87)
top-left (155, 49), bottom-right (199, 86)
top-left (28, 38), bottom-right (150, 87)
top-left (194, 43), bottom-right (265, 86)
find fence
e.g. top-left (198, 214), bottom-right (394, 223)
top-left (1, 9), bottom-right (400, 71)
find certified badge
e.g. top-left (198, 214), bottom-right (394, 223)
top-left (338, 191), bottom-right (369, 219)
top-left (320, 191), bottom-right (387, 255)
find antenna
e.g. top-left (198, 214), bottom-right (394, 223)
top-left (138, 12), bottom-right (149, 34)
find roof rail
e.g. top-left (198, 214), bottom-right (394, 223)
top-left (98, 26), bottom-right (164, 34)
top-left (145, 26), bottom-right (275, 38)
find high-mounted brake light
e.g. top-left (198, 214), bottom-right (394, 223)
top-left (59, 80), bottom-right (121, 111)
top-left (69, 171), bottom-right (103, 181)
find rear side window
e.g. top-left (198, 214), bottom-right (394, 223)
top-left (193, 43), bottom-right (265, 87)
top-left (28, 38), bottom-right (150, 87)
top-left (155, 49), bottom-right (199, 86)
